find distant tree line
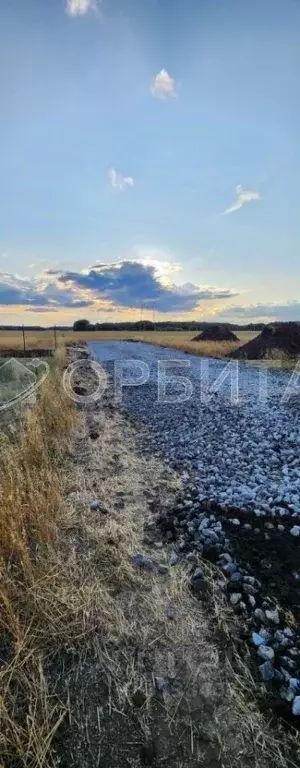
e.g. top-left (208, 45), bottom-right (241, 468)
top-left (72, 318), bottom-right (267, 332)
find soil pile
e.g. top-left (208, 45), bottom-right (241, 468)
top-left (231, 322), bottom-right (300, 359)
top-left (192, 325), bottom-right (238, 342)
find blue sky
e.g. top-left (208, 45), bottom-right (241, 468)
top-left (1, 0), bottom-right (300, 324)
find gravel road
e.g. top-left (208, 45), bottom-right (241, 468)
top-left (87, 341), bottom-right (300, 716)
top-left (89, 340), bottom-right (300, 521)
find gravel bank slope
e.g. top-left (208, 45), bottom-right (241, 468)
top-left (89, 341), bottom-right (300, 520)
top-left (88, 341), bottom-right (300, 720)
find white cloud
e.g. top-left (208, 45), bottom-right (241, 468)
top-left (151, 69), bottom-right (177, 100)
top-left (218, 300), bottom-right (300, 322)
top-left (223, 184), bottom-right (260, 214)
top-left (108, 167), bottom-right (134, 192)
top-left (66, 0), bottom-right (100, 16)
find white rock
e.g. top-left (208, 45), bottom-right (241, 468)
top-left (290, 526), bottom-right (300, 537)
top-left (292, 697), bottom-right (300, 716)
top-left (265, 608), bottom-right (280, 625)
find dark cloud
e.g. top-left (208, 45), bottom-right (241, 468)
top-left (0, 282), bottom-right (49, 306)
top-left (57, 260), bottom-right (237, 313)
top-left (0, 273), bottom-right (91, 309)
top-left (0, 262), bottom-right (237, 314)
top-left (219, 301), bottom-right (300, 321)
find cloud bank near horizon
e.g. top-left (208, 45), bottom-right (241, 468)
top-left (0, 260), bottom-right (237, 315)
top-left (218, 300), bottom-right (300, 322)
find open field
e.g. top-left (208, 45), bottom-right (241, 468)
top-left (0, 329), bottom-right (258, 357)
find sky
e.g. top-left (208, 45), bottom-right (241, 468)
top-left (1, 0), bottom-right (300, 325)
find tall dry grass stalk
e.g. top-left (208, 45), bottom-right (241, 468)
top-left (0, 350), bottom-right (75, 680)
top-left (0, 349), bottom-right (75, 597)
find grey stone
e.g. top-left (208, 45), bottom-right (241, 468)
top-left (280, 687), bottom-right (295, 703)
top-left (281, 656), bottom-right (297, 670)
top-left (192, 567), bottom-right (204, 581)
top-left (223, 563), bottom-right (237, 576)
top-left (290, 526), bottom-right (300, 537)
top-left (259, 661), bottom-right (274, 681)
top-left (265, 608), bottom-right (280, 625)
top-left (132, 554), bottom-right (155, 571)
top-left (254, 608), bottom-right (267, 624)
top-left (186, 552), bottom-right (198, 563)
top-left (287, 647), bottom-right (300, 658)
top-left (273, 669), bottom-right (284, 682)
top-left (230, 593), bottom-right (242, 606)
top-left (230, 572), bottom-right (242, 583)
top-left (243, 584), bottom-right (256, 596)
top-left (280, 667), bottom-right (291, 682)
top-left (258, 645), bottom-right (275, 662)
top-left (157, 564), bottom-right (169, 575)
top-left (283, 627), bottom-right (294, 638)
top-left (218, 553), bottom-right (232, 564)
top-left (90, 500), bottom-right (101, 511)
top-left (252, 632), bottom-right (265, 647)
top-left (155, 676), bottom-right (168, 692)
top-left (170, 552), bottom-right (180, 566)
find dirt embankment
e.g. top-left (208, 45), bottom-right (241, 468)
top-left (231, 323), bottom-right (300, 359)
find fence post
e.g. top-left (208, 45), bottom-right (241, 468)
top-left (54, 325), bottom-right (57, 350)
top-left (22, 325), bottom-right (26, 354)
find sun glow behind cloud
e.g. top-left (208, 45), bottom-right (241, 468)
top-left (0, 254), bottom-right (238, 317)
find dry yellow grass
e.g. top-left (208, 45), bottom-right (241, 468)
top-left (0, 328), bottom-right (258, 357)
top-left (0, 348), bottom-right (77, 765)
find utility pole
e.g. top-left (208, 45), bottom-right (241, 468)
top-left (22, 325), bottom-right (26, 354)
top-left (54, 325), bottom-right (57, 350)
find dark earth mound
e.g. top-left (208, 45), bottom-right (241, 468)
top-left (231, 323), bottom-right (300, 359)
top-left (0, 348), bottom-right (52, 357)
top-left (192, 325), bottom-right (238, 342)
